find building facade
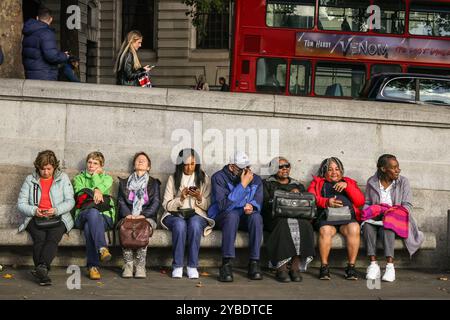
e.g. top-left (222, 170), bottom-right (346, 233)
top-left (23, 0), bottom-right (231, 88)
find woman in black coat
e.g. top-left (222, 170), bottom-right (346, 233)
top-left (262, 157), bottom-right (315, 283)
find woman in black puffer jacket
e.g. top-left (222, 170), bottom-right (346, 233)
top-left (113, 30), bottom-right (153, 86)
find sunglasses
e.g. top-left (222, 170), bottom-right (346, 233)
top-left (279, 163), bottom-right (291, 169)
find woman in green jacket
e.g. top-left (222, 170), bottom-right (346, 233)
top-left (17, 150), bottom-right (75, 286)
top-left (73, 151), bottom-right (116, 280)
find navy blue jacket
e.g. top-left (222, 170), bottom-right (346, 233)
top-left (22, 19), bottom-right (67, 80)
top-left (0, 46), bottom-right (3, 65)
top-left (208, 166), bottom-right (263, 220)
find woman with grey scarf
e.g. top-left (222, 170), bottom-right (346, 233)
top-left (117, 152), bottom-right (161, 278)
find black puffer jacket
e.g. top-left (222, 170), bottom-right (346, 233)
top-left (116, 51), bottom-right (145, 86)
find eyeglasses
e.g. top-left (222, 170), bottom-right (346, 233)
top-left (279, 163), bottom-right (291, 170)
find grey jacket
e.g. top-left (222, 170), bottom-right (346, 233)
top-left (364, 173), bottom-right (424, 256)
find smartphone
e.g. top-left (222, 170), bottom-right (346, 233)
top-left (189, 186), bottom-right (198, 192)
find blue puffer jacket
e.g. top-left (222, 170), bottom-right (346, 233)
top-left (22, 19), bottom-right (68, 80)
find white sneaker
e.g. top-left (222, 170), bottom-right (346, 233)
top-left (187, 267), bottom-right (199, 279)
top-left (382, 263), bottom-right (396, 282)
top-left (172, 267), bottom-right (183, 278)
top-left (366, 262), bottom-right (381, 280)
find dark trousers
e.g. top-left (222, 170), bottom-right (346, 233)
top-left (26, 219), bottom-right (67, 269)
top-left (163, 214), bottom-right (208, 268)
top-left (75, 208), bottom-right (112, 268)
top-left (215, 209), bottom-right (263, 260)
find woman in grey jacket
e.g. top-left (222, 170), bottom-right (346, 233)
top-left (17, 150), bottom-right (75, 286)
top-left (363, 154), bottom-right (424, 283)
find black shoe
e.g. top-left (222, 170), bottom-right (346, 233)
top-left (35, 264), bottom-right (52, 286)
top-left (219, 263), bottom-right (233, 282)
top-left (248, 261), bottom-right (263, 280)
top-left (289, 269), bottom-right (303, 282)
top-left (345, 264), bottom-right (358, 280)
top-left (319, 265), bottom-right (331, 280)
top-left (276, 269), bottom-right (290, 283)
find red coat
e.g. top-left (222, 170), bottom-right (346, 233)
top-left (307, 176), bottom-right (365, 222)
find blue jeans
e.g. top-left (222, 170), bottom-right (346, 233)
top-left (75, 208), bottom-right (113, 268)
top-left (163, 214), bottom-right (208, 268)
top-left (215, 209), bottom-right (263, 260)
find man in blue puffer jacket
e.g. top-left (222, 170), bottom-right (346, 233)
top-left (22, 7), bottom-right (68, 80)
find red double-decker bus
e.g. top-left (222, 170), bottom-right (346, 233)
top-left (230, 0), bottom-right (450, 98)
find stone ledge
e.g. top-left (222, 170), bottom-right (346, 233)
top-left (0, 228), bottom-right (437, 250)
top-left (1, 79), bottom-right (449, 128)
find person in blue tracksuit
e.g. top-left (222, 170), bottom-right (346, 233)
top-left (208, 151), bottom-right (264, 282)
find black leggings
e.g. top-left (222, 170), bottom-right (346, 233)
top-left (26, 219), bottom-right (67, 268)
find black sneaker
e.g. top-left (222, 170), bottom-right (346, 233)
top-left (345, 264), bottom-right (358, 280)
top-left (34, 264), bottom-right (52, 286)
top-left (218, 263), bottom-right (234, 282)
top-left (319, 265), bottom-right (331, 280)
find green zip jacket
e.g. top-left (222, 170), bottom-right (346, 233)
top-left (73, 171), bottom-right (116, 224)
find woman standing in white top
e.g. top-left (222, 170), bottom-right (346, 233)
top-left (161, 149), bottom-right (214, 279)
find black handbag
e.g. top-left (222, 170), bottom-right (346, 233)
top-left (272, 190), bottom-right (317, 219)
top-left (170, 208), bottom-right (196, 219)
top-left (33, 184), bottom-right (62, 229)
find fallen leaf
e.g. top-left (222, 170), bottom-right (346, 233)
top-left (96, 282), bottom-right (104, 286)
top-left (3, 274), bottom-right (13, 279)
top-left (196, 282), bottom-right (203, 288)
top-left (200, 272), bottom-right (210, 277)
top-left (160, 269), bottom-right (167, 274)
top-left (438, 277), bottom-right (448, 281)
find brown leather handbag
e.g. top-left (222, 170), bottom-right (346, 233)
top-left (118, 218), bottom-right (153, 249)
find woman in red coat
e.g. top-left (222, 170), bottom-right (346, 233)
top-left (307, 157), bottom-right (364, 281)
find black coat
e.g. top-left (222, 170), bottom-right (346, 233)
top-left (22, 19), bottom-right (68, 80)
top-left (117, 175), bottom-right (161, 221)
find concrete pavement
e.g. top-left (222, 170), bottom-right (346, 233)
top-left (1, 266), bottom-right (449, 300)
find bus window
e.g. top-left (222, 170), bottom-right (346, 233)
top-left (256, 58), bottom-right (287, 94)
top-left (409, 1), bottom-right (450, 37)
top-left (372, 0), bottom-right (405, 34)
top-left (419, 79), bottom-right (450, 105)
top-left (382, 78), bottom-right (416, 101)
top-left (289, 61), bottom-right (311, 96)
top-left (408, 66), bottom-right (450, 77)
top-left (371, 64), bottom-right (402, 76)
top-left (266, 0), bottom-right (315, 29)
top-left (315, 62), bottom-right (366, 97)
top-left (318, 0), bottom-right (370, 32)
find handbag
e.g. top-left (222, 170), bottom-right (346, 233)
top-left (325, 206), bottom-right (352, 222)
top-left (323, 184), bottom-right (353, 222)
top-left (272, 190), bottom-right (317, 219)
top-left (138, 72), bottom-right (152, 88)
top-left (76, 189), bottom-right (113, 213)
top-left (118, 218), bottom-right (153, 249)
top-left (32, 184), bottom-right (62, 229)
top-left (170, 208), bottom-right (196, 219)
